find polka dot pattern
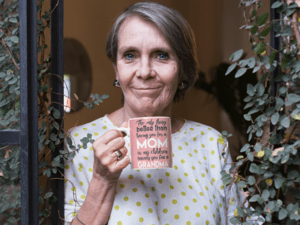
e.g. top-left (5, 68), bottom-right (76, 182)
top-left (64, 115), bottom-right (255, 225)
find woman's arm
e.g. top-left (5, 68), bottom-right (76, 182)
top-left (71, 177), bottom-right (117, 225)
top-left (68, 128), bottom-right (130, 225)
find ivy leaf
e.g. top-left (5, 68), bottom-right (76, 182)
top-left (257, 13), bottom-right (269, 26)
top-left (244, 114), bottom-right (251, 122)
top-left (244, 96), bottom-right (252, 102)
top-left (38, 195), bottom-right (44, 204)
top-left (280, 116), bottom-right (290, 128)
top-left (281, 26), bottom-right (293, 37)
top-left (249, 163), bottom-right (260, 174)
top-left (45, 192), bottom-right (53, 199)
top-left (66, 136), bottom-right (72, 146)
top-left (230, 49), bottom-right (243, 62)
top-left (50, 133), bottom-right (57, 141)
top-left (278, 208), bottom-right (288, 220)
top-left (8, 77), bottom-right (17, 85)
top-left (52, 123), bottom-right (59, 130)
top-left (254, 143), bottom-right (262, 152)
top-left (244, 102), bottom-right (254, 109)
top-left (286, 9), bottom-right (296, 16)
top-left (248, 152), bottom-right (254, 162)
top-left (282, 54), bottom-right (293, 69)
top-left (43, 169), bottom-right (51, 177)
top-left (235, 68), bottom-right (247, 78)
top-left (262, 189), bottom-right (270, 200)
top-left (249, 194), bottom-right (260, 202)
top-left (275, 177), bottom-right (285, 189)
top-left (247, 176), bottom-right (256, 185)
top-left (259, 26), bottom-right (271, 37)
top-left (271, 1), bottom-right (283, 8)
top-left (251, 9), bottom-right (257, 19)
top-left (225, 64), bottom-right (236, 75)
top-left (247, 57), bottom-right (256, 68)
top-left (247, 84), bottom-right (255, 96)
top-left (287, 93), bottom-right (300, 103)
top-left (271, 112), bottom-right (279, 125)
top-left (288, 3), bottom-right (299, 9)
top-left (84, 102), bottom-right (95, 109)
top-left (253, 66), bottom-right (261, 73)
top-left (100, 94), bottom-right (109, 100)
top-left (9, 17), bottom-right (17, 23)
top-left (52, 108), bottom-right (60, 119)
top-left (251, 24), bottom-right (258, 34)
top-left (281, 154), bottom-right (289, 164)
top-left (10, 36), bottom-right (19, 43)
top-left (254, 42), bottom-right (266, 55)
top-left (269, 51), bottom-right (277, 64)
top-left (256, 83), bottom-right (265, 96)
top-left (240, 143), bottom-right (250, 152)
top-left (273, 21), bottom-right (281, 33)
top-left (230, 217), bottom-right (241, 224)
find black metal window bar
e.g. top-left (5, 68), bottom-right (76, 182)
top-left (0, 1), bottom-right (280, 224)
top-left (0, 0), bottom-right (63, 224)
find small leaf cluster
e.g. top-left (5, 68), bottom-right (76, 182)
top-left (223, 1), bottom-right (300, 224)
top-left (83, 93), bottom-right (109, 109)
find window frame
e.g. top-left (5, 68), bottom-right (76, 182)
top-left (0, 0), bottom-right (64, 224)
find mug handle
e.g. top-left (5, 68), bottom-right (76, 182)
top-left (116, 127), bottom-right (130, 137)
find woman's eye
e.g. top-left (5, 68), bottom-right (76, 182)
top-left (157, 53), bottom-right (169, 60)
top-left (124, 53), bottom-right (134, 60)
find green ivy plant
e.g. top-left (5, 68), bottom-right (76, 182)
top-left (0, 1), bottom-right (107, 224)
top-left (0, 0), bottom-right (21, 224)
top-left (222, 0), bottom-right (300, 224)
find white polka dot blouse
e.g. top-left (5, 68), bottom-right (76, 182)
top-left (64, 115), bottom-right (259, 225)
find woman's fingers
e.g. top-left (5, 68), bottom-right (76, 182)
top-left (106, 137), bottom-right (125, 152)
top-left (112, 155), bottom-right (130, 173)
top-left (113, 146), bottom-right (128, 161)
top-left (94, 129), bottom-right (124, 146)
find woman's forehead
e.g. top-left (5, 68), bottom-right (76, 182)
top-left (117, 17), bottom-right (171, 52)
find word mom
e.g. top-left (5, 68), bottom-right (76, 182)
top-left (137, 138), bottom-right (167, 149)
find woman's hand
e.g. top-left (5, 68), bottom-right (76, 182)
top-left (91, 124), bottom-right (130, 184)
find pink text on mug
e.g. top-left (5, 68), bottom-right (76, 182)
top-left (117, 117), bottom-right (173, 169)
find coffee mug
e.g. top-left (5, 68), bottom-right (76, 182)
top-left (117, 117), bottom-right (173, 170)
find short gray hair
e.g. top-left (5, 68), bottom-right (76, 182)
top-left (106, 1), bottom-right (198, 102)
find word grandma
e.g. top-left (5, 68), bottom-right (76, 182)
top-left (137, 160), bottom-right (169, 168)
top-left (137, 138), bottom-right (167, 149)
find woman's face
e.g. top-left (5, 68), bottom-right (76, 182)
top-left (114, 16), bottom-right (180, 116)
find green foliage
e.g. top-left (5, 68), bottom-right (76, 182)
top-left (0, 1), bottom-right (107, 224)
top-left (0, 0), bottom-right (21, 224)
top-left (224, 0), bottom-right (300, 224)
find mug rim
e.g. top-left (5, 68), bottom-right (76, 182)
top-left (128, 116), bottom-right (171, 121)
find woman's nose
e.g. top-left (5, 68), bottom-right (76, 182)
top-left (136, 57), bottom-right (155, 79)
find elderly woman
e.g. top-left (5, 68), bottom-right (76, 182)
top-left (64, 2), bottom-right (246, 225)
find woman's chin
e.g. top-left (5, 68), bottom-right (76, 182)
top-left (126, 98), bottom-right (171, 116)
